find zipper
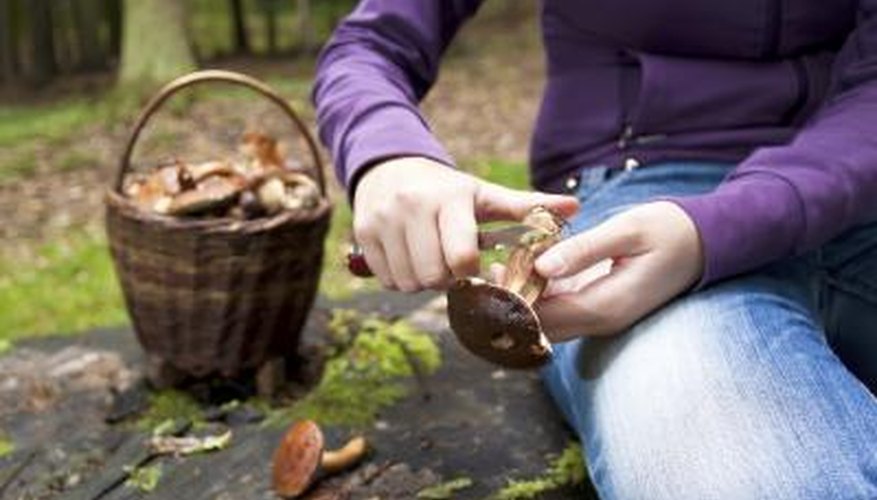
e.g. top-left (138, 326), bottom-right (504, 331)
top-left (763, 0), bottom-right (782, 58)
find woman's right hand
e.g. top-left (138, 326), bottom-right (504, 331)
top-left (353, 156), bottom-right (580, 292)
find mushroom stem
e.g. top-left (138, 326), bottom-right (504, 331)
top-left (321, 436), bottom-right (368, 473)
top-left (501, 207), bottom-right (563, 304)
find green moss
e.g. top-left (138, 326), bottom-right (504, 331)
top-left (124, 463), bottom-right (163, 493)
top-left (268, 314), bottom-right (441, 428)
top-left (0, 339), bottom-right (10, 356)
top-left (417, 477), bottom-right (474, 499)
top-left (492, 442), bottom-right (586, 500)
top-left (136, 391), bottom-right (204, 430)
top-left (0, 434), bottom-right (13, 458)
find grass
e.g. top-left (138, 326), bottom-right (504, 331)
top-left (0, 230), bottom-right (127, 343)
top-left (0, 96), bottom-right (128, 150)
top-left (0, 147), bottom-right (38, 181)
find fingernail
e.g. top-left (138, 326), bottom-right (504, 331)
top-left (536, 251), bottom-right (564, 276)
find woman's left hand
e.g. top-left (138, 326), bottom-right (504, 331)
top-left (533, 201), bottom-right (704, 341)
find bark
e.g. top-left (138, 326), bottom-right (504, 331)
top-left (228, 0), bottom-right (250, 54)
top-left (119, 0), bottom-right (196, 87)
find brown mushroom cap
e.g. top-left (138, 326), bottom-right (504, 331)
top-left (167, 176), bottom-right (243, 216)
top-left (447, 278), bottom-right (552, 369)
top-left (273, 420), bottom-right (325, 498)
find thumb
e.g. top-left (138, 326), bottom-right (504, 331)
top-left (474, 181), bottom-right (579, 222)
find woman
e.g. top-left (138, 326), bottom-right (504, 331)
top-left (313, 1), bottom-right (877, 498)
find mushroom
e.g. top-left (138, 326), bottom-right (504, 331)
top-left (240, 131), bottom-right (285, 171)
top-left (272, 420), bottom-right (368, 498)
top-left (186, 160), bottom-right (237, 182)
top-left (446, 207), bottom-right (564, 369)
top-left (167, 175), bottom-right (245, 216)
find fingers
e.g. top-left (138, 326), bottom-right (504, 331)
top-left (536, 217), bottom-right (643, 279)
top-left (381, 227), bottom-right (420, 292)
top-left (474, 182), bottom-right (579, 222)
top-left (358, 239), bottom-right (394, 289)
top-left (438, 198), bottom-right (479, 278)
top-left (406, 213), bottom-right (451, 289)
top-left (536, 264), bottom-right (644, 341)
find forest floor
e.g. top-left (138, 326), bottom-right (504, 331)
top-left (0, 8), bottom-right (597, 500)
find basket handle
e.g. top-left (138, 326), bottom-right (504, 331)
top-left (115, 69), bottom-right (327, 197)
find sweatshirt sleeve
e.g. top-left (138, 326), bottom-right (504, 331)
top-left (671, 1), bottom-right (877, 286)
top-left (312, 0), bottom-right (484, 192)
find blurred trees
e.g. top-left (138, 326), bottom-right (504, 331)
top-left (119, 0), bottom-right (195, 86)
top-left (0, 0), bottom-right (359, 89)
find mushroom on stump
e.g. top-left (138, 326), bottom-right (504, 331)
top-left (447, 207), bottom-right (564, 369)
top-left (272, 420), bottom-right (368, 498)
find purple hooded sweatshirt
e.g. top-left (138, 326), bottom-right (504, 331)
top-left (313, 0), bottom-right (877, 286)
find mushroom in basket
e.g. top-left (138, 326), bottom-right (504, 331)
top-left (122, 131), bottom-right (321, 219)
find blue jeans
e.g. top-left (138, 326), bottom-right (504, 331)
top-left (541, 162), bottom-right (877, 499)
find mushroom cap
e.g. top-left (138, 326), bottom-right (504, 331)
top-left (272, 420), bottom-right (325, 498)
top-left (167, 176), bottom-right (243, 216)
top-left (447, 278), bottom-right (552, 370)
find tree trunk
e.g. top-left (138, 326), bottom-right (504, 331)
top-left (27, 0), bottom-right (57, 85)
top-left (0, 0), bottom-right (15, 85)
top-left (264, 3), bottom-right (277, 55)
top-left (72, 0), bottom-right (105, 70)
top-left (228, 0), bottom-right (250, 54)
top-left (106, 0), bottom-right (122, 59)
top-left (296, 0), bottom-right (314, 53)
top-left (119, 0), bottom-right (195, 87)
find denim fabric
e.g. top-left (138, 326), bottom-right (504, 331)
top-left (542, 162), bottom-right (877, 499)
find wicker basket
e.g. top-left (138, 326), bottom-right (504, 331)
top-left (105, 70), bottom-right (332, 388)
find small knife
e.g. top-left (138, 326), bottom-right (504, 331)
top-left (346, 225), bottom-right (531, 278)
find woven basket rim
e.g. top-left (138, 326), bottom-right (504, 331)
top-left (105, 188), bottom-right (332, 235)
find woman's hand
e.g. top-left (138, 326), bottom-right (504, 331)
top-left (533, 201), bottom-right (704, 340)
top-left (353, 156), bottom-right (579, 292)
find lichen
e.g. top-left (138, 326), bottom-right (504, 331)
top-left (124, 463), bottom-right (162, 493)
top-left (267, 314), bottom-right (441, 428)
top-left (492, 442), bottom-right (587, 499)
top-left (0, 433), bottom-right (13, 458)
top-left (417, 477), bottom-right (474, 499)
